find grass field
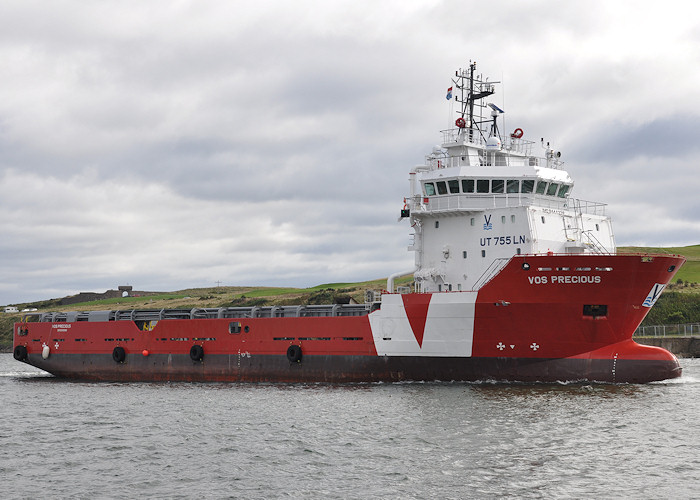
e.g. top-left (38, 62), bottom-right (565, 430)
top-left (618, 244), bottom-right (700, 285)
top-left (6, 276), bottom-right (413, 314)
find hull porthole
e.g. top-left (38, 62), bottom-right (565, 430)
top-left (13, 345), bottom-right (28, 361)
top-left (190, 344), bottom-right (204, 362)
top-left (112, 346), bottom-right (126, 363)
top-left (286, 345), bottom-right (302, 363)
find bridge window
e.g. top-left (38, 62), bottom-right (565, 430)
top-left (507, 180), bottom-right (519, 193)
top-left (435, 221), bottom-right (439, 229)
top-left (511, 215), bottom-right (516, 223)
top-left (477, 179), bottom-right (490, 193)
top-left (470, 218), bottom-right (475, 226)
top-left (521, 180), bottom-right (534, 193)
top-left (546, 183), bottom-right (559, 196)
top-left (501, 216), bottom-right (506, 224)
top-left (491, 179), bottom-right (504, 193)
top-left (481, 250), bottom-right (486, 257)
top-left (424, 183), bottom-right (436, 196)
top-left (535, 181), bottom-right (547, 194)
top-left (448, 179), bottom-right (460, 193)
top-left (557, 184), bottom-right (570, 198)
top-left (462, 179), bottom-right (475, 193)
top-left (463, 251), bottom-right (467, 258)
top-left (436, 181), bottom-right (448, 195)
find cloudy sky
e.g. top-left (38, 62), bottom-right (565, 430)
top-left (1, 0), bottom-right (699, 305)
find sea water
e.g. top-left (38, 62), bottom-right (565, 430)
top-left (1, 353), bottom-right (698, 499)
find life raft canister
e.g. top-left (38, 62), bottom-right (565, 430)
top-left (286, 345), bottom-right (302, 363)
top-left (455, 117), bottom-right (466, 128)
top-left (511, 128), bottom-right (524, 139)
top-left (190, 344), bottom-right (204, 362)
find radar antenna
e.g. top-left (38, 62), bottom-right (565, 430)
top-left (452, 62), bottom-right (499, 142)
top-left (487, 102), bottom-right (504, 138)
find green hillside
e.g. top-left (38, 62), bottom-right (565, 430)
top-left (618, 244), bottom-right (700, 285)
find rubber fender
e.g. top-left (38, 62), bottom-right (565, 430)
top-left (286, 345), bottom-right (302, 363)
top-left (190, 344), bottom-right (204, 362)
top-left (112, 346), bottom-right (126, 363)
top-left (13, 345), bottom-right (28, 361)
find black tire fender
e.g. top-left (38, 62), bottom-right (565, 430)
top-left (286, 345), bottom-right (302, 363)
top-left (190, 344), bottom-right (204, 362)
top-left (13, 345), bottom-right (28, 361)
top-left (112, 346), bottom-right (126, 363)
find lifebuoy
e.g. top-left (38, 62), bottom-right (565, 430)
top-left (190, 344), bottom-right (204, 362)
top-left (286, 345), bottom-right (302, 363)
top-left (112, 346), bottom-right (126, 363)
top-left (13, 345), bottom-right (28, 361)
top-left (511, 128), bottom-right (524, 139)
top-left (455, 117), bottom-right (466, 128)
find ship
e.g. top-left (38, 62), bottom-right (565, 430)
top-left (13, 62), bottom-right (685, 383)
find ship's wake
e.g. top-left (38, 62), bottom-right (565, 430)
top-left (0, 369), bottom-right (52, 379)
top-left (651, 374), bottom-right (699, 384)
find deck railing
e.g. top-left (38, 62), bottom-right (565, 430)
top-left (440, 128), bottom-right (537, 157)
top-left (33, 304), bottom-right (371, 323)
top-left (418, 194), bottom-right (607, 216)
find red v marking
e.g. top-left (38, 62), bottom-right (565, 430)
top-left (401, 294), bottom-right (431, 348)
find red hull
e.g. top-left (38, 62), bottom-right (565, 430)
top-left (16, 342), bottom-right (680, 384)
top-left (13, 254), bottom-right (685, 383)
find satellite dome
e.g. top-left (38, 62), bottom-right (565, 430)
top-left (486, 135), bottom-right (502, 151)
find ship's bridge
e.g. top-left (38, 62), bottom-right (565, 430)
top-left (389, 61), bottom-right (617, 294)
top-left (410, 153), bottom-right (605, 216)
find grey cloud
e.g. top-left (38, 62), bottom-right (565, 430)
top-left (570, 115), bottom-right (700, 164)
top-left (1, 1), bottom-right (699, 305)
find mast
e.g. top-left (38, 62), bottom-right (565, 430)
top-left (468, 62), bottom-right (476, 138)
top-left (453, 61), bottom-right (497, 142)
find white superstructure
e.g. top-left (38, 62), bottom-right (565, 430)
top-left (395, 62), bottom-right (615, 293)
